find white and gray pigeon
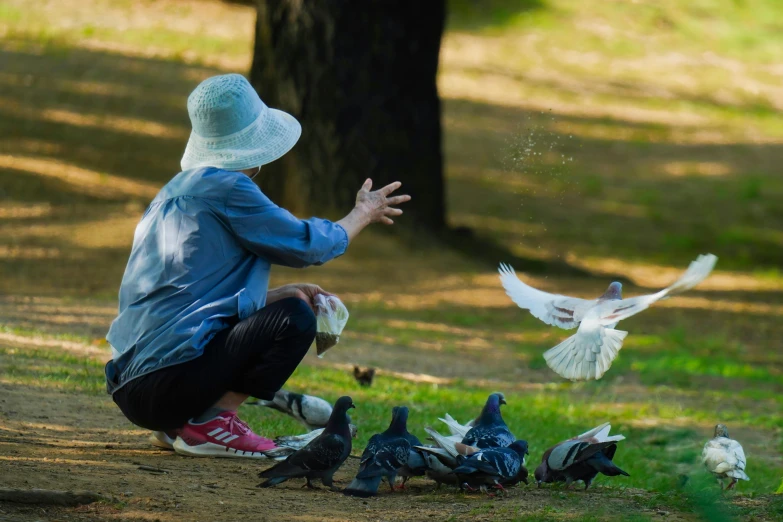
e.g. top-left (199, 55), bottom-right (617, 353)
top-left (416, 426), bottom-right (481, 487)
top-left (257, 396), bottom-right (354, 490)
top-left (702, 423), bottom-right (749, 490)
top-left (452, 440), bottom-right (530, 493)
top-left (253, 389), bottom-right (333, 430)
top-left (535, 422), bottom-right (628, 490)
top-left (499, 253), bottom-right (717, 381)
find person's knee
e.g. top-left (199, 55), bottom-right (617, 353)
top-left (281, 296), bottom-right (317, 339)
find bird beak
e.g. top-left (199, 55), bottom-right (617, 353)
top-left (349, 403), bottom-right (356, 409)
top-left (500, 398), bottom-right (507, 405)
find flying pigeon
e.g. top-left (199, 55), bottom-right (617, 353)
top-left (461, 393), bottom-right (515, 449)
top-left (343, 407), bottom-right (412, 497)
top-left (252, 389), bottom-right (333, 431)
top-left (535, 422), bottom-right (629, 490)
top-left (257, 396), bottom-right (354, 490)
top-left (702, 424), bottom-right (749, 490)
top-left (452, 440), bottom-right (530, 493)
top-left (499, 253), bottom-right (717, 381)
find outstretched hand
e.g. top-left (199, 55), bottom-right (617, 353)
top-left (337, 179), bottom-right (411, 241)
top-left (354, 179), bottom-right (411, 225)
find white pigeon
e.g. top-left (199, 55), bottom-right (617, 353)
top-left (702, 424), bottom-right (749, 490)
top-left (498, 253), bottom-right (717, 381)
top-left (251, 389), bottom-right (333, 430)
top-left (438, 413), bottom-right (475, 439)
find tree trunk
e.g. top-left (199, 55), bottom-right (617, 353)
top-left (250, 0), bottom-right (446, 229)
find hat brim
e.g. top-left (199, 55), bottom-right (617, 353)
top-left (180, 107), bottom-right (302, 172)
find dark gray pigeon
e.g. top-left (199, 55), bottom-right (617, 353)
top-left (343, 406), bottom-right (412, 497)
top-left (393, 407), bottom-right (429, 487)
top-left (461, 393), bottom-right (515, 449)
top-left (257, 396), bottom-right (354, 490)
top-left (534, 422), bottom-right (628, 490)
top-left (452, 440), bottom-right (529, 493)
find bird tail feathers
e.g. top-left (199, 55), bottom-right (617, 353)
top-left (727, 469), bottom-right (750, 481)
top-left (544, 327), bottom-right (628, 381)
top-left (425, 427), bottom-right (461, 458)
top-left (343, 475), bottom-right (382, 497)
top-left (258, 476), bottom-right (288, 488)
top-left (439, 414), bottom-right (471, 438)
top-left (258, 459), bottom-right (298, 480)
top-left (577, 422), bottom-right (626, 443)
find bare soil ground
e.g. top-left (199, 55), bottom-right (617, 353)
top-left (0, 383), bottom-right (699, 522)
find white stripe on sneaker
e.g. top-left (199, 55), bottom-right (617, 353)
top-left (207, 428), bottom-right (223, 437)
top-left (223, 435), bottom-right (239, 443)
top-left (214, 432), bottom-right (231, 441)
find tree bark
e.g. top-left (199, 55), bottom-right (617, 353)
top-left (251, 0), bottom-right (446, 229)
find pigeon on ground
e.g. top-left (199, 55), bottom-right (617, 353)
top-left (535, 422), bottom-right (629, 490)
top-left (461, 393), bottom-right (515, 449)
top-left (415, 426), bottom-right (482, 487)
top-left (257, 396), bottom-right (354, 490)
top-left (452, 440), bottom-right (530, 493)
top-left (251, 389), bottom-right (333, 431)
top-left (264, 423), bottom-right (359, 460)
top-left (702, 424), bottom-right (749, 490)
top-left (353, 366), bottom-right (376, 387)
top-left (438, 413), bottom-right (475, 439)
top-left (499, 253), bottom-right (717, 381)
top-left (394, 408), bottom-right (430, 487)
top-left (343, 407), bottom-right (412, 497)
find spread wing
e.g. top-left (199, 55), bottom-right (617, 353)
top-left (498, 264), bottom-right (595, 330)
top-left (590, 254), bottom-right (717, 327)
top-left (547, 440), bottom-right (617, 471)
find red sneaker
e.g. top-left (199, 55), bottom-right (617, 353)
top-left (173, 411), bottom-right (277, 459)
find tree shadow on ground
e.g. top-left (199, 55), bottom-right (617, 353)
top-left (0, 36), bottom-right (781, 300)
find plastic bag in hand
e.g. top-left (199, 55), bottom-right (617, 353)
top-left (314, 294), bottom-right (349, 357)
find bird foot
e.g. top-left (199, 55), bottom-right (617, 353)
top-left (461, 483), bottom-right (477, 492)
top-left (302, 480), bottom-right (319, 490)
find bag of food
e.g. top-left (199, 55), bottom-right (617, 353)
top-left (314, 294), bottom-right (349, 357)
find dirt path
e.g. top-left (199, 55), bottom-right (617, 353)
top-left (0, 380), bottom-right (701, 522)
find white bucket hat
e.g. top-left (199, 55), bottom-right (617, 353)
top-left (180, 73), bottom-right (301, 171)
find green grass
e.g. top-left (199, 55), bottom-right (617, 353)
top-left (1, 0), bottom-right (782, 519)
top-left (3, 341), bottom-right (780, 505)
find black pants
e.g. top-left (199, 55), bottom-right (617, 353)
top-left (112, 297), bottom-right (316, 431)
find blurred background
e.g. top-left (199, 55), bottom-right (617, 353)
top-left (0, 0), bottom-right (781, 520)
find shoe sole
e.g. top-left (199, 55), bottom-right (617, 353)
top-left (173, 437), bottom-right (271, 459)
top-left (148, 432), bottom-right (175, 451)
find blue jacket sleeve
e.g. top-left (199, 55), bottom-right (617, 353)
top-left (225, 175), bottom-right (349, 268)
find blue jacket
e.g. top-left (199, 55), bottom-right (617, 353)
top-left (105, 167), bottom-right (348, 394)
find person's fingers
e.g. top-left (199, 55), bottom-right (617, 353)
top-left (384, 207), bottom-right (403, 216)
top-left (361, 178), bottom-right (372, 192)
top-left (380, 216), bottom-right (394, 225)
top-left (378, 181), bottom-right (402, 196)
top-left (385, 195), bottom-right (411, 206)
